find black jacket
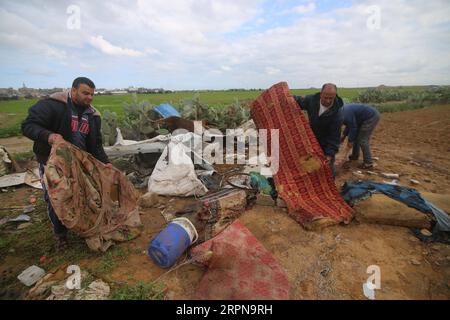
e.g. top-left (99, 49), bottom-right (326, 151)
top-left (293, 93), bottom-right (344, 157)
top-left (21, 91), bottom-right (109, 164)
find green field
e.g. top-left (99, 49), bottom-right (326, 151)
top-left (0, 86), bottom-right (438, 138)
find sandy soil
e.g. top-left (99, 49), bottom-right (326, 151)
top-left (0, 104), bottom-right (449, 300)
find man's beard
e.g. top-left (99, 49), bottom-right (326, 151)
top-left (73, 95), bottom-right (89, 108)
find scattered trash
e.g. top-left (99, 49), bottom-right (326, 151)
top-left (8, 214), bottom-right (31, 223)
top-left (353, 171), bottom-right (365, 178)
top-left (420, 229), bottom-right (432, 237)
top-left (23, 205), bottom-right (36, 214)
top-left (372, 157), bottom-right (380, 161)
top-left (18, 265), bottom-right (45, 287)
top-left (0, 172), bottom-right (27, 188)
top-left (17, 222), bottom-right (33, 230)
top-left (410, 179), bottom-right (420, 185)
top-left (148, 133), bottom-right (208, 197)
top-left (249, 171), bottom-right (274, 195)
top-left (409, 160), bottom-right (421, 166)
top-left (366, 171), bottom-right (378, 176)
top-left (46, 278), bottom-right (110, 300)
top-left (165, 188), bottom-right (254, 244)
top-left (383, 179), bottom-right (399, 186)
top-left (0, 145), bottom-right (21, 177)
top-left (0, 169), bottom-right (42, 190)
top-left (79, 279), bottom-right (110, 300)
top-left (424, 178), bottom-right (432, 183)
top-left (104, 135), bottom-right (170, 158)
top-left (381, 173), bottom-right (400, 179)
top-left (114, 128), bottom-right (138, 146)
top-left (24, 168), bottom-right (42, 189)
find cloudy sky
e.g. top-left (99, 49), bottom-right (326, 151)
top-left (0, 0), bottom-right (449, 90)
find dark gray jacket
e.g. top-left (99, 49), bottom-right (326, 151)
top-left (21, 91), bottom-right (109, 164)
top-left (293, 93), bottom-right (344, 157)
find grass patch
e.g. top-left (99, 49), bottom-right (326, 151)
top-left (110, 281), bottom-right (166, 300)
top-left (0, 124), bottom-right (21, 138)
top-left (0, 232), bottom-right (19, 257)
top-left (88, 245), bottom-right (130, 276)
top-left (12, 150), bottom-right (35, 162)
top-left (374, 101), bottom-right (429, 113)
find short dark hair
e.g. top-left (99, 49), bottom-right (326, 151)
top-left (72, 77), bottom-right (95, 89)
top-left (321, 83), bottom-right (337, 92)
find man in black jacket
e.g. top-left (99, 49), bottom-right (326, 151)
top-left (293, 83), bottom-right (344, 176)
top-left (22, 77), bottom-right (110, 249)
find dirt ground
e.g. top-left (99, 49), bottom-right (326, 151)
top-left (0, 104), bottom-right (449, 300)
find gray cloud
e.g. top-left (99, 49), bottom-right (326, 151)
top-left (0, 0), bottom-right (449, 89)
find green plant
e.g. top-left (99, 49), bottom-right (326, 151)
top-left (12, 150), bottom-right (35, 162)
top-left (121, 94), bottom-right (167, 140)
top-left (0, 125), bottom-right (21, 138)
top-left (88, 245), bottom-right (130, 275)
top-left (179, 94), bottom-right (215, 121)
top-left (101, 109), bottom-right (119, 146)
top-left (110, 281), bottom-right (166, 300)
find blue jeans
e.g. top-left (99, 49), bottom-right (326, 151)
top-left (351, 112), bottom-right (380, 164)
top-left (38, 163), bottom-right (67, 237)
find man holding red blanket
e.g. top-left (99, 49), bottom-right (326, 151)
top-left (293, 83), bottom-right (344, 176)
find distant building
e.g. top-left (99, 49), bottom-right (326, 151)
top-left (110, 90), bottom-right (128, 95)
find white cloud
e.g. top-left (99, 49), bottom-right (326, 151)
top-left (265, 67), bottom-right (280, 75)
top-left (293, 2), bottom-right (316, 14)
top-left (145, 48), bottom-right (161, 55)
top-left (89, 35), bottom-right (144, 57)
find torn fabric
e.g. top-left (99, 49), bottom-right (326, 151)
top-left (44, 142), bottom-right (142, 251)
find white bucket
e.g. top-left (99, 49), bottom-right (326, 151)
top-left (171, 217), bottom-right (198, 244)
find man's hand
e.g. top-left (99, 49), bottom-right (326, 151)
top-left (105, 163), bottom-right (113, 169)
top-left (48, 133), bottom-right (65, 145)
top-left (347, 141), bottom-right (353, 149)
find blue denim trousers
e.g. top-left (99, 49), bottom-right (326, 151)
top-left (351, 112), bottom-right (380, 164)
top-left (38, 163), bottom-right (67, 237)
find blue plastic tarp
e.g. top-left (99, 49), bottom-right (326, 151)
top-left (153, 103), bottom-right (181, 118)
top-left (341, 181), bottom-right (450, 232)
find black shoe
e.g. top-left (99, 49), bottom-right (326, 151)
top-left (360, 163), bottom-right (375, 169)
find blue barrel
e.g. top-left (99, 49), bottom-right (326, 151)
top-left (148, 222), bottom-right (191, 268)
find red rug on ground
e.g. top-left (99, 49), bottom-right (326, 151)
top-left (191, 219), bottom-right (290, 300)
top-left (250, 82), bottom-right (353, 229)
